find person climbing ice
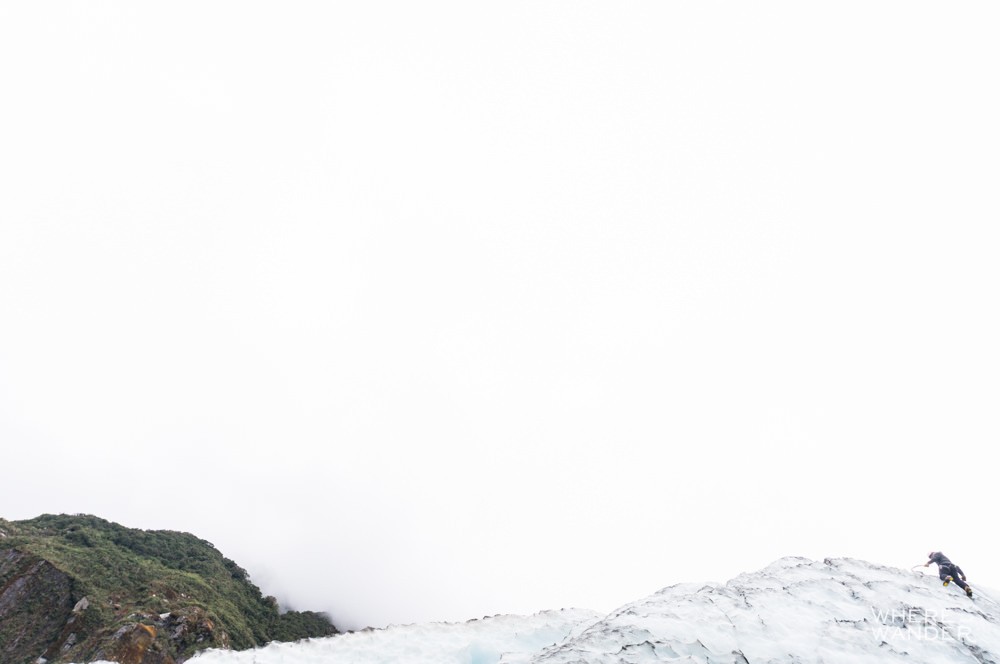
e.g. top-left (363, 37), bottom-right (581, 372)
top-left (925, 551), bottom-right (973, 597)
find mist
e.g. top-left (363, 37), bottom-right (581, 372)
top-left (2, 1), bottom-right (999, 631)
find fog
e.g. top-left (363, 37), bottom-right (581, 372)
top-left (2, 2), bottom-right (998, 631)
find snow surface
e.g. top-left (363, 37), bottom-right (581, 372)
top-left (75, 557), bottom-right (1000, 663)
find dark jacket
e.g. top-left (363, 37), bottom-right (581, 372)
top-left (929, 552), bottom-right (965, 578)
top-left (929, 552), bottom-right (952, 566)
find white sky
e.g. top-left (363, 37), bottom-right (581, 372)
top-left (1, 2), bottom-right (998, 632)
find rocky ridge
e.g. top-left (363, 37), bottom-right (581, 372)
top-left (0, 515), bottom-right (336, 664)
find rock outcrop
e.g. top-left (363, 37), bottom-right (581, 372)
top-left (0, 515), bottom-right (337, 664)
top-left (1, 549), bottom-right (76, 663)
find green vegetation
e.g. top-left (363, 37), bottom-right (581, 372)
top-left (0, 514), bottom-right (337, 663)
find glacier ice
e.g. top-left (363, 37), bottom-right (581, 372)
top-left (532, 557), bottom-right (1000, 663)
top-left (73, 557), bottom-right (1000, 663)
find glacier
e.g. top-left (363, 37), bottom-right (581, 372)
top-left (77, 557), bottom-right (1000, 663)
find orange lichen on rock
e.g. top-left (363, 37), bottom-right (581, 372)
top-left (109, 622), bottom-right (174, 664)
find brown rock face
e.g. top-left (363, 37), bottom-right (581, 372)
top-left (103, 623), bottom-right (175, 664)
top-left (163, 606), bottom-right (230, 653)
top-left (0, 549), bottom-right (75, 664)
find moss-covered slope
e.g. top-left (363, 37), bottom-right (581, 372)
top-left (0, 514), bottom-right (337, 664)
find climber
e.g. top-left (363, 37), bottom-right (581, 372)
top-left (925, 551), bottom-right (973, 597)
